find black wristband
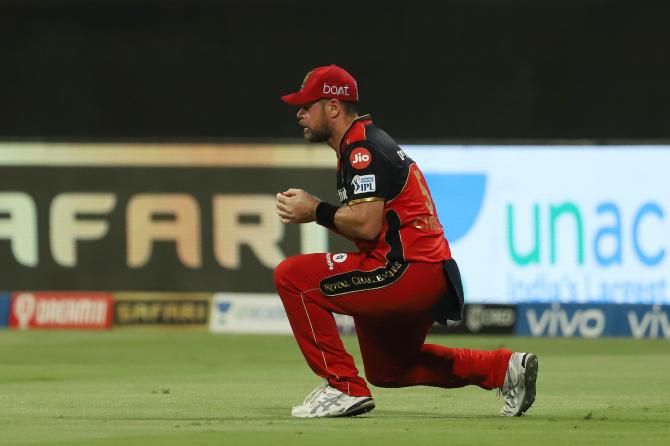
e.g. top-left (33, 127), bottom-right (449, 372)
top-left (315, 201), bottom-right (339, 229)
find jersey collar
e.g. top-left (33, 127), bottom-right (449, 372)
top-left (339, 114), bottom-right (373, 154)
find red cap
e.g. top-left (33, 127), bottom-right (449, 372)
top-left (281, 65), bottom-right (359, 106)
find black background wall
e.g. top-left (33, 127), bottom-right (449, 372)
top-left (1, 0), bottom-right (669, 142)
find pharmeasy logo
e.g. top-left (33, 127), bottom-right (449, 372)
top-left (13, 293), bottom-right (37, 330)
top-left (10, 292), bottom-right (113, 329)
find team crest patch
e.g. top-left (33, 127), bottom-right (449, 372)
top-left (352, 174), bottom-right (376, 195)
top-left (333, 253), bottom-right (348, 263)
top-left (350, 147), bottom-right (372, 169)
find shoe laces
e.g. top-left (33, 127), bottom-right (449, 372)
top-left (498, 370), bottom-right (516, 408)
top-left (301, 380), bottom-right (329, 406)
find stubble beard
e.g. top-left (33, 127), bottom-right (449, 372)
top-left (303, 124), bottom-right (330, 143)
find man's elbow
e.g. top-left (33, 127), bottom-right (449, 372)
top-left (357, 220), bottom-right (382, 241)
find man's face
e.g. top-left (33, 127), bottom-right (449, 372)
top-left (296, 100), bottom-right (330, 143)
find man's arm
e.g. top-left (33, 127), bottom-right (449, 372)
top-left (332, 199), bottom-right (384, 240)
top-left (276, 188), bottom-right (384, 241)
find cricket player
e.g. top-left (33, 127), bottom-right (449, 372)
top-left (275, 65), bottom-right (538, 418)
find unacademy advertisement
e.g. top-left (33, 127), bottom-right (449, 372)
top-left (406, 146), bottom-right (669, 305)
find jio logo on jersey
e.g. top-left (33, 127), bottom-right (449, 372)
top-left (350, 147), bottom-right (372, 169)
top-left (352, 175), bottom-right (376, 195)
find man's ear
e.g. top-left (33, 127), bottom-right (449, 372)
top-left (326, 99), bottom-right (341, 119)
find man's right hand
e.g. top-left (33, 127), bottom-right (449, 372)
top-left (276, 188), bottom-right (319, 224)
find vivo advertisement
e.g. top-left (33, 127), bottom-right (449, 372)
top-left (515, 303), bottom-right (670, 339)
top-left (407, 146), bottom-right (669, 306)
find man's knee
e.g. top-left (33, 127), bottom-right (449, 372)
top-left (273, 255), bottom-right (307, 294)
top-left (365, 370), bottom-right (405, 388)
top-left (274, 257), bottom-right (293, 291)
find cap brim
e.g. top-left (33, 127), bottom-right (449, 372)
top-left (281, 91), bottom-right (319, 106)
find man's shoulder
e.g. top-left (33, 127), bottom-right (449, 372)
top-left (344, 126), bottom-right (403, 159)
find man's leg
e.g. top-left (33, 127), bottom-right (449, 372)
top-left (339, 259), bottom-right (511, 390)
top-left (274, 253), bottom-right (371, 397)
top-left (276, 254), bottom-right (511, 390)
top-left (355, 315), bottom-right (512, 390)
top-left (276, 254), bottom-right (531, 416)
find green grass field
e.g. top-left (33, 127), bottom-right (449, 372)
top-left (1, 331), bottom-right (669, 446)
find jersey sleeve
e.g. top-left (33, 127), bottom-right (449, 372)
top-left (340, 142), bottom-right (391, 205)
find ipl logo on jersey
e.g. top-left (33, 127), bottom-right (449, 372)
top-left (352, 175), bottom-right (376, 195)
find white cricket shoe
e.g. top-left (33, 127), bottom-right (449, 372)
top-left (291, 381), bottom-right (375, 418)
top-left (499, 352), bottom-right (539, 416)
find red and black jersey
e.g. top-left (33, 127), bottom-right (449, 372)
top-left (336, 115), bottom-right (452, 264)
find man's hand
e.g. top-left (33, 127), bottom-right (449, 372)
top-left (276, 188), bottom-right (319, 224)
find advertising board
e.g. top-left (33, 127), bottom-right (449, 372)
top-left (1, 145), bottom-right (668, 306)
top-left (434, 304), bottom-right (517, 335)
top-left (210, 293), bottom-right (354, 334)
top-left (8, 291), bottom-right (113, 329)
top-left (0, 145), bottom-right (346, 292)
top-left (408, 146), bottom-right (670, 305)
top-left (516, 303), bottom-right (670, 339)
top-left (114, 293), bottom-right (211, 327)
